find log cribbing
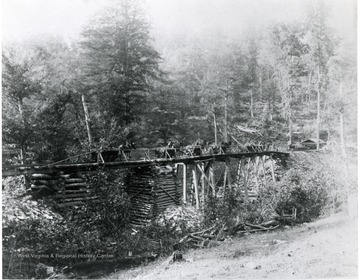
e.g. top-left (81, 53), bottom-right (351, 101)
top-left (127, 165), bottom-right (180, 225)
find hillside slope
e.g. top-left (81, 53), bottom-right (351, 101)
top-left (108, 214), bottom-right (357, 279)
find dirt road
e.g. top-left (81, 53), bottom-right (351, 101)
top-left (108, 214), bottom-right (357, 279)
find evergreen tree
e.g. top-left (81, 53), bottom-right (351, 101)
top-left (80, 0), bottom-right (162, 144)
top-left (306, 0), bottom-right (335, 148)
top-left (271, 23), bottom-right (309, 146)
top-left (2, 48), bottom-right (40, 163)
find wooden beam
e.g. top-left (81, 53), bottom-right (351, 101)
top-left (209, 163), bottom-right (215, 196)
top-left (241, 159), bottom-right (248, 203)
top-left (192, 167), bottom-right (200, 209)
top-left (270, 156), bottom-right (276, 183)
top-left (196, 162), bottom-right (215, 190)
top-left (223, 164), bottom-right (228, 200)
top-left (226, 160), bottom-right (232, 192)
top-left (261, 155), bottom-right (267, 187)
top-left (236, 159), bottom-right (241, 189)
top-left (204, 160), bottom-right (212, 174)
top-left (253, 157), bottom-right (260, 192)
top-left (183, 163), bottom-right (187, 203)
top-left (200, 163), bottom-right (205, 207)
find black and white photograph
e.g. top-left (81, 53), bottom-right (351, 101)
top-left (2, 0), bottom-right (357, 279)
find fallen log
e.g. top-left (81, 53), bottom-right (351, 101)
top-left (64, 183), bottom-right (87, 188)
top-left (237, 225), bottom-right (279, 233)
top-left (55, 193), bottom-right (90, 199)
top-left (189, 234), bottom-right (205, 241)
top-left (245, 222), bottom-right (269, 230)
top-left (61, 196), bottom-right (99, 202)
top-left (63, 178), bottom-right (86, 183)
top-left (59, 189), bottom-right (90, 194)
top-left (31, 174), bottom-right (53, 179)
top-left (260, 220), bottom-right (279, 227)
top-left (31, 180), bottom-right (59, 185)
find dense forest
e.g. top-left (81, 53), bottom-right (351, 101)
top-left (2, 0), bottom-right (356, 164)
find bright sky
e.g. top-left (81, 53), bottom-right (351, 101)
top-left (2, 0), bottom-right (357, 44)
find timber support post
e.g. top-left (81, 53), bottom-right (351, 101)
top-left (201, 162), bottom-right (205, 207)
top-left (235, 159), bottom-right (242, 196)
top-left (253, 157), bottom-right (260, 192)
top-left (182, 163), bottom-right (187, 203)
top-left (192, 166), bottom-right (200, 209)
top-left (270, 156), bottom-right (276, 183)
top-left (261, 155), bottom-right (267, 187)
top-left (209, 163), bottom-right (215, 196)
top-left (223, 163), bottom-right (228, 201)
top-left (239, 159), bottom-right (247, 203)
top-left (194, 160), bottom-right (216, 209)
top-left (226, 160), bottom-right (232, 192)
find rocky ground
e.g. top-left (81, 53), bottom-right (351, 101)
top-left (106, 213), bottom-right (358, 280)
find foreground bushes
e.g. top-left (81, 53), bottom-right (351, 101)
top-left (203, 151), bottom-right (349, 230)
top-left (2, 171), bottom-right (189, 279)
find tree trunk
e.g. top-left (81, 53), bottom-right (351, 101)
top-left (268, 85), bottom-right (273, 121)
top-left (250, 89), bottom-right (254, 118)
top-left (339, 82), bottom-right (346, 157)
top-left (19, 147), bottom-right (25, 165)
top-left (17, 99), bottom-right (26, 164)
top-left (17, 98), bottom-right (30, 188)
top-left (259, 72), bottom-right (263, 97)
top-left (288, 111), bottom-right (292, 147)
top-left (81, 93), bottom-right (94, 147)
top-left (17, 99), bottom-right (24, 118)
top-left (316, 65), bottom-right (321, 150)
top-left (224, 93), bottom-right (228, 143)
top-left (287, 72), bottom-right (292, 147)
top-left (339, 113), bottom-right (346, 155)
top-left (213, 103), bottom-right (218, 146)
top-left (307, 71), bottom-right (312, 107)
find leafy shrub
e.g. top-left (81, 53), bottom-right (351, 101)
top-left (203, 152), bottom-right (344, 228)
top-left (276, 186), bottom-right (328, 223)
top-left (272, 156), bottom-right (334, 223)
top-left (2, 171), bottom-right (134, 279)
top-left (3, 170), bottom-right (192, 278)
top-left (203, 189), bottom-right (263, 230)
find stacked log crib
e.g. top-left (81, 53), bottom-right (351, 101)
top-left (126, 165), bottom-right (180, 226)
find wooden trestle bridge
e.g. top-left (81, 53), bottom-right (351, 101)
top-left (3, 146), bottom-right (289, 225)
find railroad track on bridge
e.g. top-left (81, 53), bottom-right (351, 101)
top-left (2, 150), bottom-right (289, 177)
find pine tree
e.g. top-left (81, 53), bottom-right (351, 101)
top-left (2, 48), bottom-right (40, 164)
top-left (306, 0), bottom-right (335, 149)
top-left (271, 23), bottom-right (309, 146)
top-left (80, 0), bottom-right (162, 137)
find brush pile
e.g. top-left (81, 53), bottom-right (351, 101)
top-left (3, 196), bottom-right (62, 224)
top-left (177, 223), bottom-right (226, 248)
top-left (156, 204), bottom-right (203, 233)
top-left (2, 176), bottom-right (62, 224)
top-left (177, 218), bottom-right (285, 249)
